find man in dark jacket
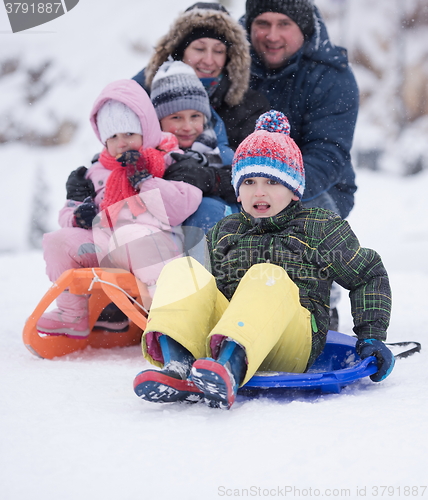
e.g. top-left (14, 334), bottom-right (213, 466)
top-left (244, 0), bottom-right (359, 219)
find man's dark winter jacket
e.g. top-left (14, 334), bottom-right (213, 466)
top-left (247, 8), bottom-right (359, 218)
top-left (207, 202), bottom-right (391, 367)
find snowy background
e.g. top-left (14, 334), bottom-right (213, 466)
top-left (1, 1), bottom-right (427, 499)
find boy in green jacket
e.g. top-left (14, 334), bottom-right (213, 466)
top-left (133, 111), bottom-right (394, 410)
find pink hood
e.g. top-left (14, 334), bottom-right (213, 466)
top-left (90, 79), bottom-right (162, 149)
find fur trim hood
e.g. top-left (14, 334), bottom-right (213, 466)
top-left (145, 8), bottom-right (251, 107)
top-left (90, 79), bottom-right (162, 149)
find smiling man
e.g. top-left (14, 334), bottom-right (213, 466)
top-left (244, 0), bottom-right (359, 221)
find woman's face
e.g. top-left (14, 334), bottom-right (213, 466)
top-left (183, 37), bottom-right (227, 78)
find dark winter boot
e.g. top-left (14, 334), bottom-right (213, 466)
top-left (133, 335), bottom-right (203, 404)
top-left (190, 339), bottom-right (247, 409)
top-left (93, 303), bottom-right (129, 332)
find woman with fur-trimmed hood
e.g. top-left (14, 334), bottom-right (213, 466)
top-left (133, 2), bottom-right (270, 150)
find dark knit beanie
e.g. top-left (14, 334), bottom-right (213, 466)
top-left (245, 0), bottom-right (315, 38)
top-left (172, 3), bottom-right (231, 61)
top-left (172, 27), bottom-right (230, 61)
top-left (185, 2), bottom-right (229, 14)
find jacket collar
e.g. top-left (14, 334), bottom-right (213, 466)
top-left (210, 74), bottom-right (231, 109)
top-left (250, 46), bottom-right (301, 80)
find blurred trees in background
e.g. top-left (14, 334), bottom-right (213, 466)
top-left (316, 0), bottom-right (428, 173)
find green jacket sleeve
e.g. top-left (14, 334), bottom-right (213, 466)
top-left (318, 217), bottom-right (391, 340)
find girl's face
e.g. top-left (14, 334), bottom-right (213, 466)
top-left (106, 132), bottom-right (143, 157)
top-left (160, 109), bottom-right (205, 149)
top-left (238, 177), bottom-right (299, 218)
top-left (183, 38), bottom-right (227, 79)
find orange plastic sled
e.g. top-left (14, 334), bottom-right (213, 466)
top-left (23, 268), bottom-right (149, 359)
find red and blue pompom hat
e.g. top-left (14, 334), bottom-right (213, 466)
top-left (231, 110), bottom-right (305, 198)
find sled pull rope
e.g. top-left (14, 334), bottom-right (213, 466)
top-left (88, 268), bottom-right (149, 315)
top-left (386, 341), bottom-right (422, 359)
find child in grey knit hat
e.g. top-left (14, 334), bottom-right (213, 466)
top-left (151, 60), bottom-right (225, 168)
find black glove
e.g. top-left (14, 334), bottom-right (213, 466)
top-left (214, 165), bottom-right (237, 204)
top-left (127, 168), bottom-right (152, 189)
top-left (171, 150), bottom-right (208, 167)
top-left (166, 157), bottom-right (237, 204)
top-left (116, 149), bottom-right (141, 167)
top-left (165, 155), bottom-right (216, 194)
top-left (356, 338), bottom-right (395, 382)
top-left (73, 196), bottom-right (97, 229)
top-left (115, 150), bottom-right (151, 188)
top-left (66, 166), bottom-right (96, 202)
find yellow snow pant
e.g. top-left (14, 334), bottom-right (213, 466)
top-left (142, 257), bottom-right (312, 385)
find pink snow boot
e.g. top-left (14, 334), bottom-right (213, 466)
top-left (36, 291), bottom-right (90, 338)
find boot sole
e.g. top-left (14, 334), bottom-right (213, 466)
top-left (36, 327), bottom-right (90, 338)
top-left (93, 320), bottom-right (129, 333)
top-left (191, 359), bottom-right (236, 409)
top-left (133, 370), bottom-right (203, 404)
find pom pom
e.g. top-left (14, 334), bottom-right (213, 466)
top-left (255, 110), bottom-right (290, 136)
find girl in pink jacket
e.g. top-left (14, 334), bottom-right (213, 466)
top-left (37, 79), bottom-right (202, 338)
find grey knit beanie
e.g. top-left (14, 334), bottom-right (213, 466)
top-left (151, 60), bottom-right (211, 121)
top-left (245, 0), bottom-right (315, 38)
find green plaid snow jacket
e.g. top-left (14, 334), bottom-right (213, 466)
top-left (206, 201), bottom-right (391, 367)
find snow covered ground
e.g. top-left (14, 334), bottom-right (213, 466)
top-left (1, 169), bottom-right (427, 500)
top-left (1, 1), bottom-right (427, 499)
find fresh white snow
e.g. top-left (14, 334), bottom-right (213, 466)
top-left (1, 1), bottom-right (427, 499)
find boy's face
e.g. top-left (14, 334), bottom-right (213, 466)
top-left (160, 110), bottom-right (205, 149)
top-left (106, 132), bottom-right (143, 157)
top-left (237, 177), bottom-right (299, 218)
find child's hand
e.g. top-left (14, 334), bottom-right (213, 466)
top-left (171, 150), bottom-right (208, 167)
top-left (127, 168), bottom-right (152, 189)
top-left (116, 150), bottom-right (141, 167)
top-left (73, 197), bottom-right (97, 229)
top-left (356, 339), bottom-right (395, 382)
top-left (164, 159), bottom-right (217, 195)
top-left (66, 166), bottom-right (96, 202)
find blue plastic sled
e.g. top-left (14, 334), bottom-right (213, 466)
top-left (238, 331), bottom-right (378, 395)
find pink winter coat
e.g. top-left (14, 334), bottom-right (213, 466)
top-left (59, 79), bottom-right (202, 230)
top-left (90, 79), bottom-right (163, 150)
